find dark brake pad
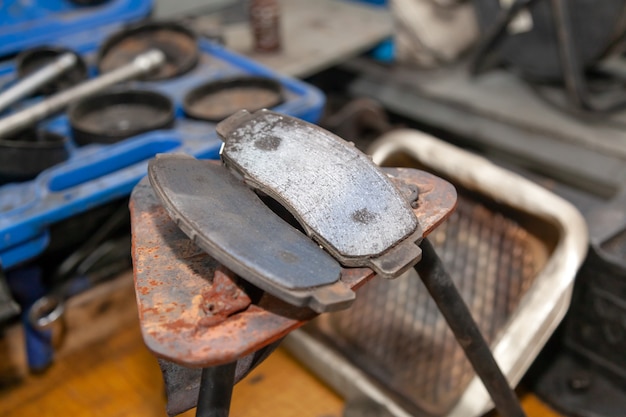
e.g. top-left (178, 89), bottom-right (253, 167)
top-left (148, 155), bottom-right (354, 313)
top-left (218, 110), bottom-right (423, 279)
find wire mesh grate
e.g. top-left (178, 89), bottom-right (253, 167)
top-left (313, 192), bottom-right (547, 416)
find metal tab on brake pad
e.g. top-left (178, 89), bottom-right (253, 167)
top-left (218, 110), bottom-right (423, 279)
top-left (148, 155), bottom-right (353, 313)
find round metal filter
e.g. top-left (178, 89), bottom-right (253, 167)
top-left (97, 21), bottom-right (199, 81)
top-left (0, 129), bottom-right (69, 183)
top-left (16, 46), bottom-right (88, 95)
top-left (183, 77), bottom-right (284, 122)
top-left (68, 89), bottom-right (175, 145)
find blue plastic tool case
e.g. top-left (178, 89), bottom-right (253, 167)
top-left (0, 0), bottom-right (153, 58)
top-left (0, 12), bottom-right (325, 269)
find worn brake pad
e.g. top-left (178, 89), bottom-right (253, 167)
top-left (148, 155), bottom-right (353, 313)
top-left (218, 110), bottom-right (423, 279)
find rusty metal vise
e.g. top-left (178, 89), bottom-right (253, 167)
top-left (130, 110), bottom-right (526, 417)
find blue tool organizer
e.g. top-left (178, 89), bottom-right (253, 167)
top-left (0, 0), bottom-right (153, 58)
top-left (0, 32), bottom-right (325, 270)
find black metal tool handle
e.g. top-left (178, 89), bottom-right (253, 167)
top-left (414, 238), bottom-right (527, 417)
top-left (196, 362), bottom-right (237, 417)
top-left (470, 0), bottom-right (537, 75)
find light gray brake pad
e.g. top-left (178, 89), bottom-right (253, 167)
top-left (218, 110), bottom-right (423, 279)
top-left (148, 154), bottom-right (354, 313)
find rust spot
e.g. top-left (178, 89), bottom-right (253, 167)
top-left (197, 267), bottom-right (251, 329)
top-left (418, 183), bottom-right (434, 194)
top-left (247, 374), bottom-right (265, 385)
top-left (162, 318), bottom-right (195, 331)
top-left (142, 307), bottom-right (159, 316)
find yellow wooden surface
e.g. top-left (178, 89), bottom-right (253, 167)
top-left (0, 318), bottom-right (344, 417)
top-left (0, 316), bottom-right (562, 417)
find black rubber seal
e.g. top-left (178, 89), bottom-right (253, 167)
top-left (0, 129), bottom-right (69, 183)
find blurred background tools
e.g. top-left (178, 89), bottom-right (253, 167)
top-left (0, 49), bottom-right (165, 140)
top-left (1, 1), bottom-right (624, 417)
top-left (0, 52), bottom-right (78, 115)
top-left (0, 0), bottom-right (323, 380)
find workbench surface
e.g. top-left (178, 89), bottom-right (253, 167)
top-left (0, 275), bottom-right (564, 417)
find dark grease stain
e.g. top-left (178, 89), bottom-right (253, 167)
top-left (247, 374), bottom-right (265, 385)
top-left (352, 208), bottom-right (376, 225)
top-left (253, 135), bottom-right (281, 151)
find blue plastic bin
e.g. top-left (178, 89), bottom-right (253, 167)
top-left (0, 0), bottom-right (153, 58)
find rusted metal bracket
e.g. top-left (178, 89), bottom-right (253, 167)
top-left (132, 166), bottom-right (455, 416)
top-left (133, 114), bottom-right (456, 416)
top-left (132, 109), bottom-right (532, 416)
top-left (130, 166), bottom-right (456, 369)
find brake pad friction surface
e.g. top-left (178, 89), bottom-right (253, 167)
top-left (148, 155), bottom-right (352, 312)
top-left (218, 110), bottom-right (421, 271)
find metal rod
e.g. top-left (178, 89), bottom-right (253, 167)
top-left (551, 0), bottom-right (590, 110)
top-left (196, 362), bottom-right (237, 417)
top-left (469, 0), bottom-right (536, 75)
top-left (414, 238), bottom-right (527, 417)
top-left (0, 49), bottom-right (165, 139)
top-left (0, 52), bottom-right (77, 114)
